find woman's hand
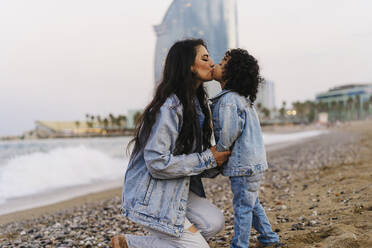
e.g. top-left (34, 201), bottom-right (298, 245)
top-left (210, 146), bottom-right (231, 167)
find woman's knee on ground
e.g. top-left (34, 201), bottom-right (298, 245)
top-left (201, 208), bottom-right (225, 238)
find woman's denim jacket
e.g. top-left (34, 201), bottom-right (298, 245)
top-left (121, 94), bottom-right (218, 237)
top-left (210, 89), bottom-right (268, 176)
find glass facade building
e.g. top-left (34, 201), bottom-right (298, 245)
top-left (316, 84), bottom-right (372, 121)
top-left (153, 0), bottom-right (238, 84)
top-left (316, 84), bottom-right (372, 104)
top-left (153, 0), bottom-right (276, 112)
top-left (256, 80), bottom-right (276, 110)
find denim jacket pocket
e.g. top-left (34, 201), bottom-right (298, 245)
top-left (143, 177), bottom-right (156, 205)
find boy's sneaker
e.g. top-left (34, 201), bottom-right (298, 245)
top-left (253, 241), bottom-right (285, 248)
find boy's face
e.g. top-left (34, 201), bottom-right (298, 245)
top-left (213, 56), bottom-right (230, 83)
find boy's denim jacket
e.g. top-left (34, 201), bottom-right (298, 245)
top-left (121, 94), bottom-right (218, 237)
top-left (210, 89), bottom-right (268, 176)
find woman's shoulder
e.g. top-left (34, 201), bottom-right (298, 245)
top-left (163, 94), bottom-right (183, 111)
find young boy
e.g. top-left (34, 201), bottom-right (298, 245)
top-left (210, 49), bottom-right (281, 248)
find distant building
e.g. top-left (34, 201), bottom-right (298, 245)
top-left (256, 80), bottom-right (276, 110)
top-left (318, 112), bottom-right (329, 124)
top-left (316, 83), bottom-right (372, 105)
top-left (34, 121), bottom-right (103, 138)
top-left (316, 83), bottom-right (372, 122)
top-left (154, 0), bottom-right (238, 84)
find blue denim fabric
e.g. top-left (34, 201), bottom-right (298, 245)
top-left (210, 90), bottom-right (268, 176)
top-left (230, 173), bottom-right (279, 248)
top-left (121, 94), bottom-right (218, 237)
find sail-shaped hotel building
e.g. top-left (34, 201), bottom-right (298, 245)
top-left (153, 0), bottom-right (276, 109)
top-left (153, 0), bottom-right (238, 85)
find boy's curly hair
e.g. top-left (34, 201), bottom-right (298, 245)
top-left (222, 48), bottom-right (264, 103)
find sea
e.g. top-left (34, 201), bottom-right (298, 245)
top-left (0, 130), bottom-right (324, 215)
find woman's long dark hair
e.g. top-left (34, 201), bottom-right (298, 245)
top-left (128, 39), bottom-right (212, 157)
top-left (223, 49), bottom-right (264, 103)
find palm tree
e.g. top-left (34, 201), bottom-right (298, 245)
top-left (109, 113), bottom-right (115, 129)
top-left (293, 101), bottom-right (307, 123)
top-left (330, 100), bottom-right (337, 122)
top-left (103, 118), bottom-right (109, 132)
top-left (262, 107), bottom-right (270, 119)
top-left (363, 101), bottom-right (369, 119)
top-left (304, 101), bottom-right (316, 123)
top-left (96, 115), bottom-right (102, 128)
top-left (256, 102), bottom-right (262, 111)
top-left (90, 115), bottom-right (95, 127)
top-left (346, 97), bottom-right (354, 121)
top-left (279, 101), bottom-right (286, 121)
top-left (75, 121), bottom-right (80, 135)
top-left (337, 100), bottom-right (345, 121)
top-left (355, 95), bottom-right (361, 120)
top-left (84, 114), bottom-right (92, 129)
top-left (133, 111), bottom-right (142, 126)
top-left (118, 115), bottom-right (128, 130)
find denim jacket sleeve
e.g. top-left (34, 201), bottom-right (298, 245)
top-left (216, 103), bottom-right (244, 152)
top-left (143, 103), bottom-right (218, 180)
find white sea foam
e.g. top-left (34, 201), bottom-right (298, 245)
top-left (0, 145), bottom-right (128, 203)
top-left (0, 130), bottom-right (325, 208)
top-left (263, 130), bottom-right (326, 145)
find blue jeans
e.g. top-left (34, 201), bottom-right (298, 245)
top-left (230, 173), bottom-right (279, 248)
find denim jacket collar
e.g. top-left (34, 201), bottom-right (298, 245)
top-left (209, 89), bottom-right (233, 102)
top-left (210, 89), bottom-right (253, 106)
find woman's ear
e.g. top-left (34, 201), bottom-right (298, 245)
top-left (190, 65), bottom-right (196, 74)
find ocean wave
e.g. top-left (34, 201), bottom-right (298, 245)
top-left (0, 145), bottom-right (128, 203)
top-left (263, 130), bottom-right (326, 145)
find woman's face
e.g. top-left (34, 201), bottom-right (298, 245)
top-left (191, 45), bottom-right (214, 87)
top-left (213, 56), bottom-right (230, 83)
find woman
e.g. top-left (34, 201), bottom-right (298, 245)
top-left (112, 39), bottom-right (231, 248)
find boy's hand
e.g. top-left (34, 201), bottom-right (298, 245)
top-left (210, 145), bottom-right (231, 167)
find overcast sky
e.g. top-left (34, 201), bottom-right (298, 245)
top-left (1, 0), bottom-right (372, 136)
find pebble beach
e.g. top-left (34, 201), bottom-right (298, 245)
top-left (1, 121), bottom-right (371, 247)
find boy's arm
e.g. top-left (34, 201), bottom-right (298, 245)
top-left (216, 103), bottom-right (244, 152)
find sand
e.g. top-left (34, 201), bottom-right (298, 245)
top-left (1, 121), bottom-right (371, 247)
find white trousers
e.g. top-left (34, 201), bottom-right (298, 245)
top-left (125, 191), bottom-right (225, 248)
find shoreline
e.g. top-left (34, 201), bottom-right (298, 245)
top-left (0, 133), bottom-right (325, 224)
top-left (0, 179), bottom-right (123, 217)
top-left (0, 188), bottom-right (121, 226)
top-left (0, 123), bottom-right (326, 142)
